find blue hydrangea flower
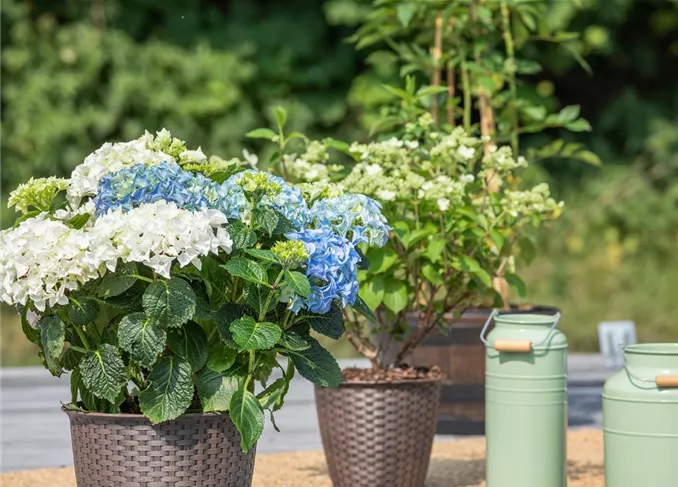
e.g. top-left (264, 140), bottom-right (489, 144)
top-left (226, 170), bottom-right (309, 228)
top-left (286, 227), bottom-right (361, 314)
top-left (310, 193), bottom-right (390, 247)
top-left (94, 162), bottom-right (246, 219)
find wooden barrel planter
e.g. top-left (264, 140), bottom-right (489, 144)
top-left (407, 305), bottom-right (559, 436)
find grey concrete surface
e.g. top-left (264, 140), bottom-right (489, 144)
top-left (0, 354), bottom-right (614, 473)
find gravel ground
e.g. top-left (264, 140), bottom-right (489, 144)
top-left (1, 429), bottom-right (604, 487)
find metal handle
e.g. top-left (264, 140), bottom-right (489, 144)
top-left (479, 309), bottom-right (561, 352)
top-left (624, 367), bottom-right (678, 388)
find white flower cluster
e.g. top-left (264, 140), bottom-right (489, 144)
top-left (417, 174), bottom-right (475, 208)
top-left (428, 128), bottom-right (481, 162)
top-left (503, 183), bottom-right (563, 218)
top-left (0, 201), bottom-right (232, 311)
top-left (284, 141), bottom-right (342, 183)
top-left (480, 145), bottom-right (528, 178)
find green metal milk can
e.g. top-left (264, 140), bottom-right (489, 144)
top-left (603, 343), bottom-right (678, 486)
top-left (481, 311), bottom-right (567, 487)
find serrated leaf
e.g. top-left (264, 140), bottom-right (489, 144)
top-left (257, 378), bottom-right (288, 411)
top-left (200, 256), bottom-right (230, 310)
top-left (196, 368), bottom-right (241, 412)
top-left (139, 356), bottom-right (193, 423)
top-left (214, 304), bottom-right (248, 346)
top-left (62, 346), bottom-right (84, 371)
top-left (383, 279), bottom-right (408, 314)
top-left (143, 278), bottom-right (196, 328)
top-left (284, 271), bottom-right (311, 298)
top-left (246, 128), bottom-right (277, 140)
top-left (244, 283), bottom-right (279, 318)
top-left (352, 296), bottom-right (378, 326)
top-left (253, 206), bottom-right (279, 237)
top-left (288, 337), bottom-right (343, 387)
top-left (359, 277), bottom-right (385, 310)
top-left (118, 312), bottom-right (166, 369)
top-left (206, 341), bottom-right (238, 372)
top-left (277, 332), bottom-right (310, 351)
top-left (230, 388), bottom-right (265, 453)
top-left (223, 257), bottom-right (269, 287)
top-left (40, 316), bottom-right (65, 374)
top-left (244, 249), bottom-right (280, 264)
top-left (98, 262), bottom-right (138, 298)
top-left (300, 304), bottom-right (345, 340)
top-left (80, 344), bottom-right (127, 403)
top-left (166, 322), bottom-right (208, 371)
top-left (231, 316), bottom-right (281, 350)
top-left (227, 221), bottom-right (257, 249)
top-left (273, 213), bottom-right (296, 235)
top-left (67, 298), bottom-right (99, 326)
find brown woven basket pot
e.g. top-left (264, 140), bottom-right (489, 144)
top-left (64, 409), bottom-right (256, 487)
top-left (315, 376), bottom-right (441, 487)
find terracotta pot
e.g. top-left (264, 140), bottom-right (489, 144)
top-left (64, 409), bottom-right (256, 487)
top-left (315, 376), bottom-right (441, 487)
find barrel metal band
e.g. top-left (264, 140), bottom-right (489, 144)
top-left (479, 309), bottom-right (561, 351)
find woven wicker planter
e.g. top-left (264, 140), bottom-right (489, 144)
top-left (64, 409), bottom-right (256, 487)
top-left (315, 376), bottom-right (441, 487)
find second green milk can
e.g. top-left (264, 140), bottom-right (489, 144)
top-left (603, 343), bottom-right (678, 487)
top-left (481, 311), bottom-right (567, 487)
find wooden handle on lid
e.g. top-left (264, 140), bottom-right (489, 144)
top-left (655, 375), bottom-right (678, 388)
top-left (493, 340), bottom-right (532, 353)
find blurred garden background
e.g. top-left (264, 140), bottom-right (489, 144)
top-left (2, 0), bottom-right (678, 365)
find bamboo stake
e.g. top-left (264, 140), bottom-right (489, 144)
top-left (446, 18), bottom-right (456, 126)
top-left (431, 11), bottom-right (444, 124)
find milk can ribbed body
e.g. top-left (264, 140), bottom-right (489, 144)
top-left (483, 312), bottom-right (567, 487)
top-left (603, 343), bottom-right (678, 487)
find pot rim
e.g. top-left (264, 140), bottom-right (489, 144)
top-left (624, 343), bottom-right (678, 356)
top-left (61, 407), bottom-right (226, 420)
top-left (318, 373), bottom-right (443, 388)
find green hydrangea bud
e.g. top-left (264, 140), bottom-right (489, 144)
top-left (272, 240), bottom-right (309, 268)
top-left (8, 177), bottom-right (69, 214)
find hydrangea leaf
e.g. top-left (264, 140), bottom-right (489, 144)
top-left (80, 344), bottom-right (127, 403)
top-left (277, 332), bottom-right (310, 351)
top-left (98, 262), bottom-right (139, 298)
top-left (244, 283), bottom-right (279, 319)
top-left (166, 321), bottom-right (208, 371)
top-left (229, 388), bottom-right (265, 453)
top-left (139, 356), bottom-right (193, 423)
top-left (351, 296), bottom-right (379, 326)
top-left (244, 249), bottom-right (280, 264)
top-left (257, 378), bottom-right (289, 411)
top-left (39, 316), bottom-right (65, 375)
top-left (253, 206), bottom-right (279, 237)
top-left (200, 256), bottom-right (230, 310)
top-left (383, 278), bottom-right (408, 314)
top-left (206, 341), bottom-right (238, 372)
top-left (142, 277), bottom-right (196, 328)
top-left (223, 257), bottom-right (269, 287)
top-left (196, 367), bottom-right (242, 412)
top-left (117, 312), bottom-right (166, 369)
top-left (227, 221), bottom-right (257, 249)
top-left (288, 337), bottom-right (343, 387)
top-left (299, 304), bottom-right (345, 340)
top-left (231, 316), bottom-right (281, 350)
top-left (283, 271), bottom-right (311, 298)
top-left (67, 298), bottom-right (99, 326)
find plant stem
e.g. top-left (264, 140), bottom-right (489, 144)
top-left (501, 0), bottom-right (519, 156)
top-left (446, 18), bottom-right (457, 126)
top-left (128, 274), bottom-right (155, 283)
top-left (69, 345), bottom-right (89, 354)
top-left (431, 10), bottom-right (444, 124)
top-left (72, 325), bottom-right (91, 351)
top-left (260, 270), bottom-right (285, 321)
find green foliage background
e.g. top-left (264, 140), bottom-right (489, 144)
top-left (3, 0), bottom-right (678, 364)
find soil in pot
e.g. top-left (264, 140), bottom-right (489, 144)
top-left (315, 365), bottom-right (443, 487)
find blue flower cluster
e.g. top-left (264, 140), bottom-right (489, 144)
top-left (310, 194), bottom-right (391, 247)
top-left (225, 170), bottom-right (309, 228)
top-left (285, 227), bottom-right (361, 314)
top-left (94, 162), bottom-right (246, 219)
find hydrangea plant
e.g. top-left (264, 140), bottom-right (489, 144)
top-left (0, 130), bottom-right (388, 451)
top-left (249, 111), bottom-right (562, 368)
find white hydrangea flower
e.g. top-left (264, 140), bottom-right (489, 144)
top-left (178, 148), bottom-right (208, 165)
top-left (437, 198), bottom-right (451, 212)
top-left (376, 190), bottom-right (396, 202)
top-left (0, 214), bottom-right (100, 311)
top-left (67, 138), bottom-right (175, 207)
top-left (242, 149), bottom-right (259, 168)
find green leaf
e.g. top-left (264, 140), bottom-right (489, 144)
top-left (231, 316), bottom-right (281, 350)
top-left (166, 322), bottom-right (208, 371)
top-left (245, 249), bottom-right (281, 264)
top-left (196, 368), bottom-right (241, 412)
top-left (367, 247), bottom-right (399, 274)
top-left (118, 312), bottom-right (166, 369)
top-left (244, 283), bottom-right (279, 318)
top-left (229, 388), bottom-right (265, 453)
top-left (300, 304), bottom-right (345, 340)
top-left (351, 296), bottom-right (378, 326)
top-left (223, 257), bottom-right (269, 287)
top-left (565, 119), bottom-right (592, 132)
top-left (383, 279), bottom-right (408, 314)
top-left (40, 316), bottom-right (65, 374)
top-left (143, 277), bottom-right (197, 328)
top-left (80, 344), bottom-right (127, 403)
top-left (253, 207), bottom-right (279, 237)
top-left (277, 332), bottom-right (310, 351)
top-left (505, 273), bottom-right (527, 298)
top-left (557, 105), bottom-right (581, 123)
top-left (396, 3), bottom-right (416, 27)
top-left (421, 263), bottom-right (443, 285)
top-left (139, 356), bottom-right (194, 423)
top-left (20, 305), bottom-right (39, 344)
top-left (67, 298), bottom-right (99, 326)
top-left (424, 238), bottom-right (446, 264)
top-left (402, 227), bottom-right (436, 249)
top-left (227, 221), bottom-right (257, 249)
top-left (246, 128), bottom-right (277, 140)
top-left (214, 304), bottom-right (248, 345)
top-left (490, 231), bottom-right (505, 252)
top-left (206, 341), bottom-right (238, 372)
top-left (288, 337), bottom-right (343, 387)
top-left (519, 237), bottom-right (537, 264)
top-left (67, 213), bottom-right (91, 230)
top-left (200, 256), bottom-right (230, 310)
top-left (97, 262), bottom-right (138, 298)
top-left (273, 213), bottom-right (297, 235)
top-left (284, 271), bottom-right (311, 298)
top-left (274, 106), bottom-right (287, 132)
top-left (257, 378), bottom-right (289, 411)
